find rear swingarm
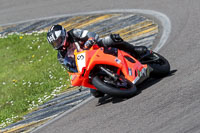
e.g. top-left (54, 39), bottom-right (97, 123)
top-left (139, 51), bottom-right (160, 64)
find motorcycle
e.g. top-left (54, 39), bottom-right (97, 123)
top-left (68, 43), bottom-right (170, 98)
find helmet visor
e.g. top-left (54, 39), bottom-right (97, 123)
top-left (52, 36), bottom-right (64, 49)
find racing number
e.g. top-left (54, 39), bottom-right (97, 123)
top-left (77, 55), bottom-right (84, 60)
top-left (76, 53), bottom-right (86, 72)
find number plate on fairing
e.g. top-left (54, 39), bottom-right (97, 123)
top-left (76, 53), bottom-right (86, 72)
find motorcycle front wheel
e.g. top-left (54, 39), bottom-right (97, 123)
top-left (92, 75), bottom-right (137, 98)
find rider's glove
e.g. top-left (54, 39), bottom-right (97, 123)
top-left (84, 38), bottom-right (94, 50)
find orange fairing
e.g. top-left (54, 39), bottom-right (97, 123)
top-left (70, 47), bottom-right (123, 88)
top-left (87, 48), bottom-right (123, 72)
top-left (68, 46), bottom-right (148, 89)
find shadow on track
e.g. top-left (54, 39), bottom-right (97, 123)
top-left (97, 69), bottom-right (177, 106)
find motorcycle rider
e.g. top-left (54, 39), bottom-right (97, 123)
top-left (47, 24), bottom-right (148, 72)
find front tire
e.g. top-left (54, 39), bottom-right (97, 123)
top-left (92, 76), bottom-right (137, 98)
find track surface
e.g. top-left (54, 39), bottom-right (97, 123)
top-left (1, 0), bottom-right (200, 133)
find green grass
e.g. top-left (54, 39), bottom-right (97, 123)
top-left (0, 32), bottom-right (70, 128)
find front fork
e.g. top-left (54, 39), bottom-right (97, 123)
top-left (99, 66), bottom-right (128, 88)
top-left (99, 66), bottom-right (119, 81)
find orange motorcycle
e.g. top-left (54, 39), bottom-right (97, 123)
top-left (68, 44), bottom-right (170, 98)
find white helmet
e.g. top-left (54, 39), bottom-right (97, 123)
top-left (47, 25), bottom-right (68, 50)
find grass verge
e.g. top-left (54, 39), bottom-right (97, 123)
top-left (0, 32), bottom-right (70, 128)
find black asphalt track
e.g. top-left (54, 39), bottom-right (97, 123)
top-left (1, 0), bottom-right (200, 133)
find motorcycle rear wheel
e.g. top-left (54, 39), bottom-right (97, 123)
top-left (148, 52), bottom-right (170, 77)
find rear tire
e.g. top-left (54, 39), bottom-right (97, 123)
top-left (92, 76), bottom-right (137, 98)
top-left (148, 53), bottom-right (170, 77)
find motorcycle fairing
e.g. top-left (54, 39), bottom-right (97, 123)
top-left (69, 46), bottom-right (150, 89)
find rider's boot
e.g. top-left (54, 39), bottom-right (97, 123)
top-left (133, 46), bottom-right (148, 56)
top-left (117, 42), bottom-right (149, 59)
top-left (97, 34), bottom-right (149, 59)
